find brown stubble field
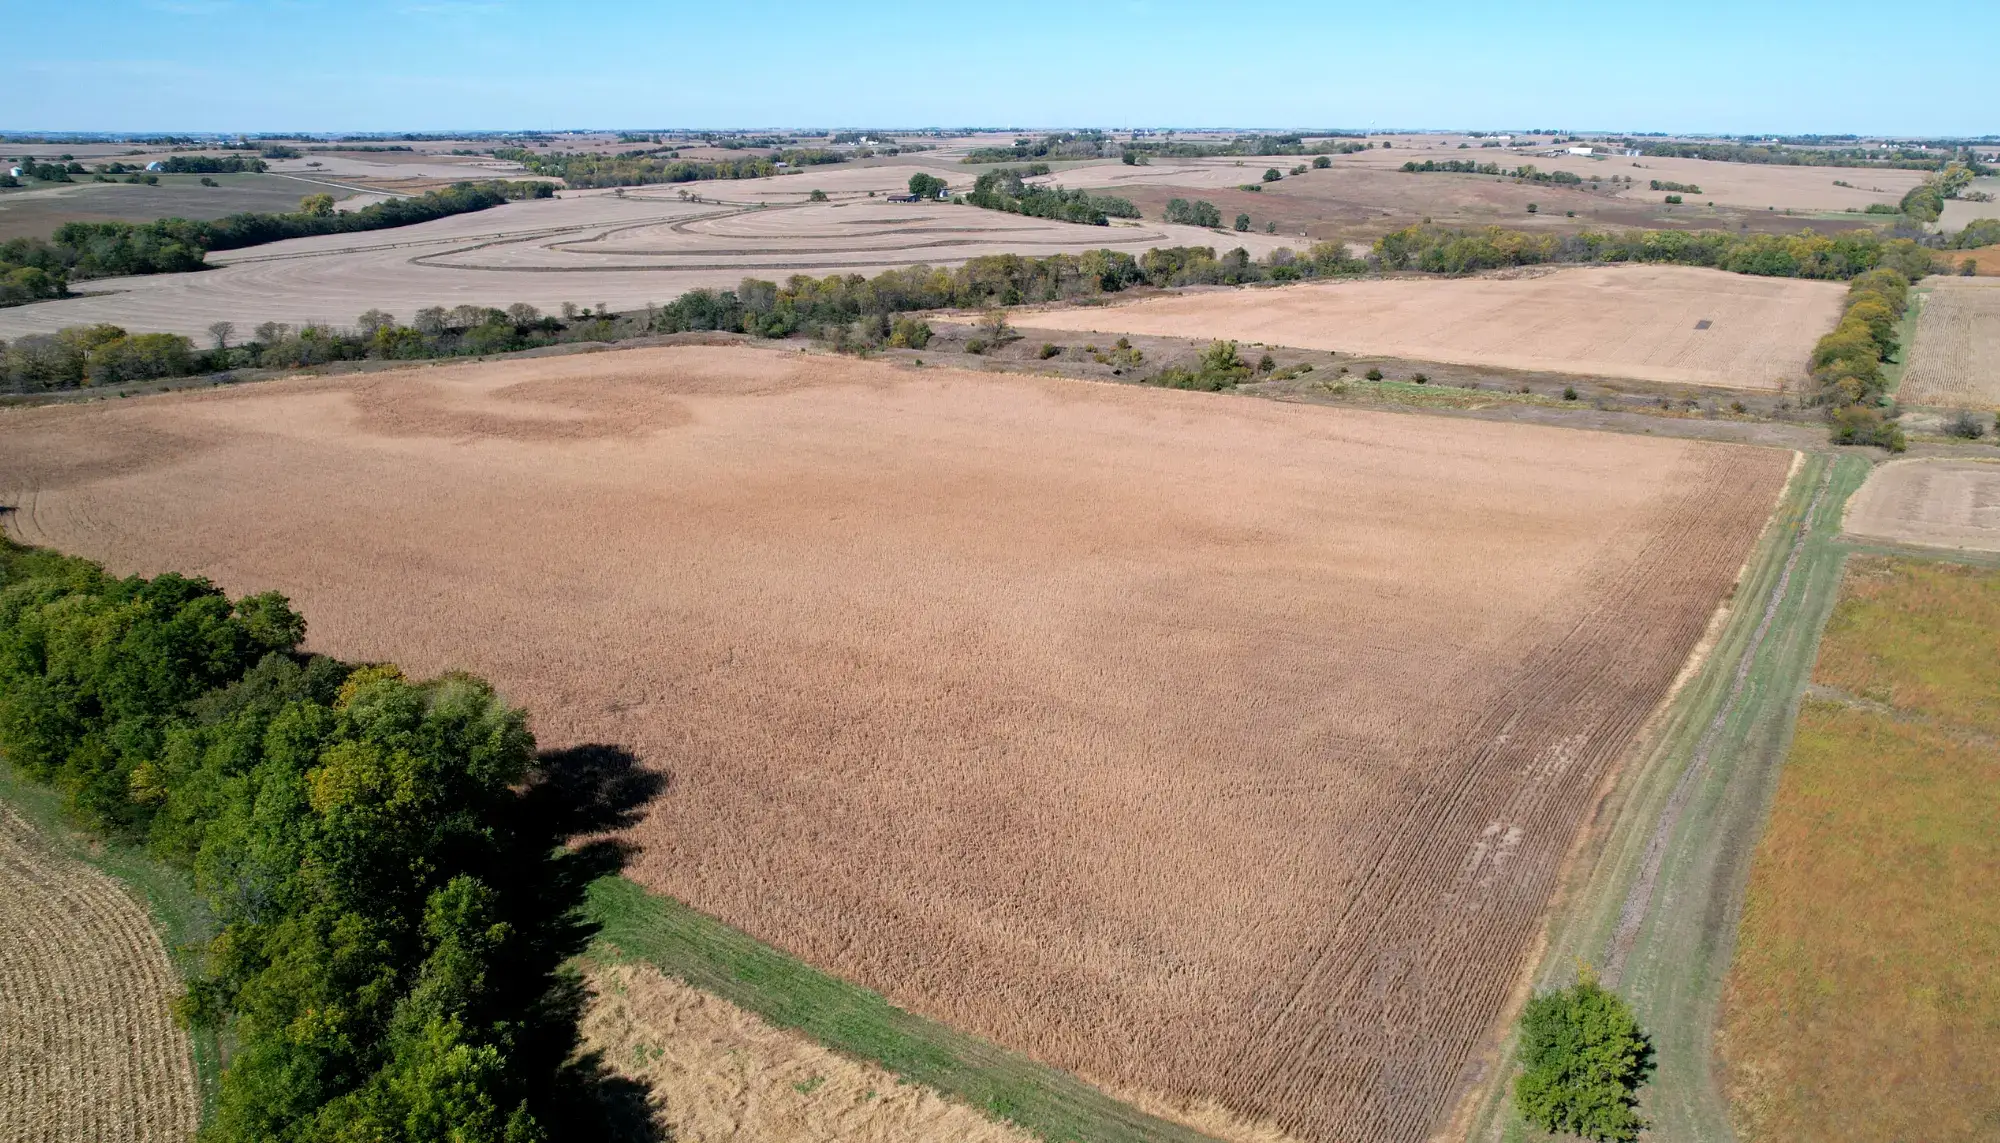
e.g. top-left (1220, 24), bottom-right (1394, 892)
top-left (0, 803), bottom-right (199, 1143)
top-left (1022, 263), bottom-right (1847, 390)
top-left (1895, 277), bottom-right (2000, 408)
top-left (0, 345), bottom-right (1790, 1143)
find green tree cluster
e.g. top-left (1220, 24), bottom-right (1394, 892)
top-left (1649, 179), bottom-right (1702, 193)
top-left (1148, 339), bottom-right (1251, 391)
top-left (0, 303), bottom-right (634, 394)
top-left (963, 169), bottom-right (1135, 225)
top-left (1164, 198), bottom-right (1223, 227)
top-left (0, 181), bottom-right (549, 287)
top-left (1372, 222), bottom-right (1934, 280)
top-left (497, 147), bottom-right (844, 188)
top-left (0, 539), bottom-right (641, 1142)
top-left (1514, 970), bottom-right (1653, 1142)
top-left (1953, 218), bottom-right (2000, 248)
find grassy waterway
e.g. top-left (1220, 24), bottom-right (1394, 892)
top-left (1463, 450), bottom-right (1872, 1143)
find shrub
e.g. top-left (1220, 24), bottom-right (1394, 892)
top-left (808, 188), bottom-right (828, 202)
top-left (1263, 168), bottom-right (1282, 182)
top-left (1945, 410), bottom-right (1987, 439)
top-left (1412, 372), bottom-right (1428, 384)
top-left (1312, 156), bottom-right (1331, 169)
top-left (1664, 195), bottom-right (1683, 205)
top-left (964, 337), bottom-right (987, 355)
top-left (1234, 213), bottom-right (1251, 232)
top-left (1039, 342), bottom-right (1061, 359)
top-left (1563, 386), bottom-right (1579, 401)
top-left (1829, 405), bottom-right (1907, 451)
top-left (1364, 367), bottom-right (1384, 381)
top-left (1256, 353), bottom-right (1276, 373)
top-left (1527, 203), bottom-right (1539, 214)
top-left (1514, 969), bottom-right (1653, 1142)
top-left (1964, 258), bottom-right (1980, 276)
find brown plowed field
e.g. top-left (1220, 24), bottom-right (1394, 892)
top-left (0, 803), bottom-right (199, 1142)
top-left (1895, 278), bottom-right (2000, 409)
top-left (1022, 263), bottom-right (1846, 390)
top-left (0, 345), bottom-right (1789, 1143)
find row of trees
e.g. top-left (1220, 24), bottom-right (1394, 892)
top-left (1373, 224), bottom-right (1937, 281)
top-left (1639, 141), bottom-right (1990, 172)
top-left (0, 540), bottom-right (644, 1142)
top-left (0, 302), bottom-right (632, 392)
top-left (1650, 179), bottom-right (1702, 193)
top-left (1400, 160), bottom-right (1584, 185)
top-left (1815, 268), bottom-right (1914, 448)
top-left (964, 132), bottom-right (1371, 165)
top-left (963, 169), bottom-right (1138, 226)
top-left (496, 147), bottom-right (845, 188)
top-left (0, 182), bottom-right (548, 287)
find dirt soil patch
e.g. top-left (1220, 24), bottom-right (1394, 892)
top-left (1020, 264), bottom-right (1844, 390)
top-left (1843, 458), bottom-right (2000, 552)
top-left (0, 343), bottom-right (1790, 1143)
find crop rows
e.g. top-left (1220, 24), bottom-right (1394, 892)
top-left (0, 803), bottom-right (197, 1143)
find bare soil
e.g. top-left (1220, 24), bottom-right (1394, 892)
top-left (1841, 458), bottom-right (2000, 552)
top-left (0, 344), bottom-right (1790, 1143)
top-left (1019, 264), bottom-right (1845, 390)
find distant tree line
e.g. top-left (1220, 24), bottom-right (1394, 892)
top-left (964, 168), bottom-right (1138, 226)
top-left (1401, 160), bottom-right (1584, 184)
top-left (1638, 141), bottom-right (1991, 172)
top-left (1373, 223), bottom-right (1937, 280)
top-left (0, 539), bottom-right (644, 1143)
top-left (1, 301), bottom-right (633, 393)
top-left (1650, 179), bottom-right (1702, 193)
top-left (0, 182), bottom-right (548, 292)
top-left (964, 131), bottom-right (1370, 165)
top-left (497, 147), bottom-right (845, 188)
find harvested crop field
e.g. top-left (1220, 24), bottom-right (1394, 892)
top-left (1895, 278), bottom-right (2000, 408)
top-left (1843, 459), bottom-right (2000, 553)
top-left (1719, 557), bottom-right (2000, 1142)
top-left (1022, 264), bottom-right (1845, 389)
top-left (582, 957), bottom-right (1039, 1143)
top-left (0, 179), bottom-right (1282, 343)
top-left (0, 801), bottom-right (199, 1142)
top-left (0, 344), bottom-right (1790, 1143)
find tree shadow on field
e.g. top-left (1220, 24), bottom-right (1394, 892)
top-left (511, 743), bottom-right (672, 1143)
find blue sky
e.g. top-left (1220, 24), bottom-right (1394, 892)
top-left (5, 0), bottom-right (1996, 135)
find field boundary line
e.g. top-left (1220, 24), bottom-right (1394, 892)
top-left (583, 875), bottom-right (1231, 1143)
top-left (1452, 451), bottom-right (1871, 1143)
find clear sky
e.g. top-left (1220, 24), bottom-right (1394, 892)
top-left (5, 0), bottom-right (1995, 136)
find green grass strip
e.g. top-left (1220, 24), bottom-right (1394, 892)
top-left (1463, 451), bottom-right (1873, 1143)
top-left (584, 875), bottom-right (1224, 1143)
top-left (0, 763), bottom-right (222, 1124)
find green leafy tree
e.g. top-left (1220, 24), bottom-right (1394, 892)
top-left (1514, 968), bottom-right (1654, 1142)
top-left (1234, 213), bottom-right (1251, 232)
top-left (299, 193), bottom-right (336, 217)
top-left (907, 173), bottom-right (947, 200)
top-left (1263, 167), bottom-right (1282, 182)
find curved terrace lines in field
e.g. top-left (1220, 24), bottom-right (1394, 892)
top-left (0, 191), bottom-right (1276, 340)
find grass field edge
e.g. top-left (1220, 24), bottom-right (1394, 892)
top-left (1450, 450), bottom-right (1870, 1143)
top-left (583, 874), bottom-right (1232, 1143)
top-left (0, 761), bottom-right (222, 1126)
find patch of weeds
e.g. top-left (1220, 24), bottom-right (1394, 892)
top-left (793, 1075), bottom-right (827, 1095)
